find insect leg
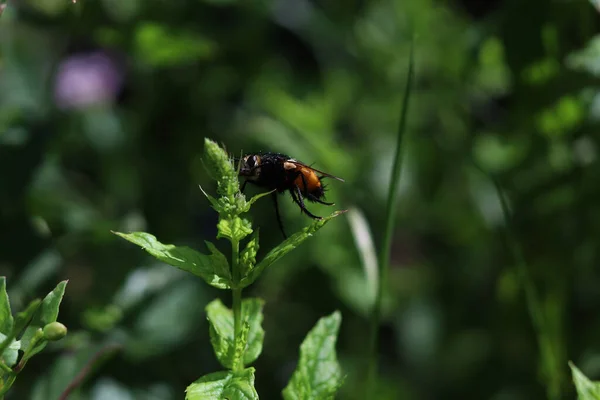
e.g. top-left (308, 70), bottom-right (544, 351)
top-left (291, 185), bottom-right (322, 219)
top-left (271, 192), bottom-right (287, 239)
top-left (307, 194), bottom-right (334, 206)
top-left (241, 180), bottom-right (248, 193)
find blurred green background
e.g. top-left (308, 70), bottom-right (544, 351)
top-left (1, 0), bottom-right (600, 399)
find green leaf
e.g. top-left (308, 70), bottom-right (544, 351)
top-left (217, 217), bottom-right (252, 242)
top-left (199, 185), bottom-right (220, 211)
top-left (240, 230), bottom-right (259, 279)
top-left (206, 299), bottom-right (235, 369)
top-left (0, 277), bottom-right (13, 335)
top-left (0, 332), bottom-right (20, 367)
top-left (13, 299), bottom-right (42, 337)
top-left (185, 368), bottom-right (258, 400)
top-left (206, 298), bottom-right (265, 369)
top-left (570, 361), bottom-right (600, 400)
top-left (114, 232), bottom-right (231, 289)
top-left (20, 281), bottom-right (67, 359)
top-left (242, 190), bottom-right (275, 211)
top-left (240, 211), bottom-right (346, 288)
top-left (0, 298), bottom-right (40, 363)
top-left (204, 241), bottom-right (232, 284)
top-left (135, 23), bottom-right (216, 67)
top-left (282, 311), bottom-right (344, 400)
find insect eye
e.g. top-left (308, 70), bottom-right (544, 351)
top-left (249, 156), bottom-right (258, 168)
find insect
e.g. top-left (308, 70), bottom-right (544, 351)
top-left (238, 152), bottom-right (344, 238)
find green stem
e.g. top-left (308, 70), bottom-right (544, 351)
top-left (231, 239), bottom-right (243, 372)
top-left (491, 176), bottom-right (561, 399)
top-left (0, 374), bottom-right (15, 398)
top-left (366, 39), bottom-right (414, 394)
top-left (0, 329), bottom-right (45, 397)
top-left (0, 362), bottom-right (11, 374)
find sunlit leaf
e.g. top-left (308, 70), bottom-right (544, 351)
top-left (186, 368), bottom-right (258, 400)
top-left (206, 299), bottom-right (235, 369)
top-left (0, 332), bottom-right (20, 367)
top-left (240, 211), bottom-right (346, 288)
top-left (114, 232), bottom-right (231, 289)
top-left (570, 361), bottom-right (600, 400)
top-left (216, 218), bottom-right (252, 242)
top-left (282, 311), bottom-right (344, 400)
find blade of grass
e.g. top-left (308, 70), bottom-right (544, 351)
top-left (366, 38), bottom-right (414, 394)
top-left (478, 168), bottom-right (562, 400)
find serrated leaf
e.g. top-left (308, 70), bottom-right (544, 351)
top-left (217, 218), bottom-right (252, 241)
top-left (20, 281), bottom-right (67, 358)
top-left (0, 332), bottom-right (20, 367)
top-left (570, 361), bottom-right (600, 400)
top-left (185, 368), bottom-right (258, 400)
top-left (206, 298), bottom-right (264, 369)
top-left (283, 311), bottom-right (344, 400)
top-left (0, 277), bottom-right (13, 335)
top-left (204, 241), bottom-right (232, 284)
top-left (240, 231), bottom-right (259, 279)
top-left (114, 232), bottom-right (231, 289)
top-left (240, 211), bottom-right (346, 288)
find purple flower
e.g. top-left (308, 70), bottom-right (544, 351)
top-left (54, 51), bottom-right (123, 110)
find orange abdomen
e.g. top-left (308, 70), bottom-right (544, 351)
top-left (294, 167), bottom-right (321, 194)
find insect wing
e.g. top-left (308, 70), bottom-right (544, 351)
top-left (286, 160), bottom-right (345, 182)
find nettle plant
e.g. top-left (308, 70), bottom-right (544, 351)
top-left (0, 279), bottom-right (68, 399)
top-left (115, 139), bottom-right (345, 399)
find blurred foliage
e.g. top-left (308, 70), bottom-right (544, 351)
top-left (1, 0), bottom-right (600, 398)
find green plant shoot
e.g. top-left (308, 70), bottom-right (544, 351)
top-left (115, 138), bottom-right (345, 399)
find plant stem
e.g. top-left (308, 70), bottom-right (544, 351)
top-left (58, 344), bottom-right (123, 400)
top-left (231, 239), bottom-right (243, 372)
top-left (0, 362), bottom-right (11, 374)
top-left (366, 39), bottom-right (414, 394)
top-left (491, 175), bottom-right (562, 399)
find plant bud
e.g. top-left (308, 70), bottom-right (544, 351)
top-left (43, 322), bottom-right (68, 341)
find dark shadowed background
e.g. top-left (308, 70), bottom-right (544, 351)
top-left (1, 0), bottom-right (600, 399)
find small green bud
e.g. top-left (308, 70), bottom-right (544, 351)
top-left (43, 322), bottom-right (68, 341)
